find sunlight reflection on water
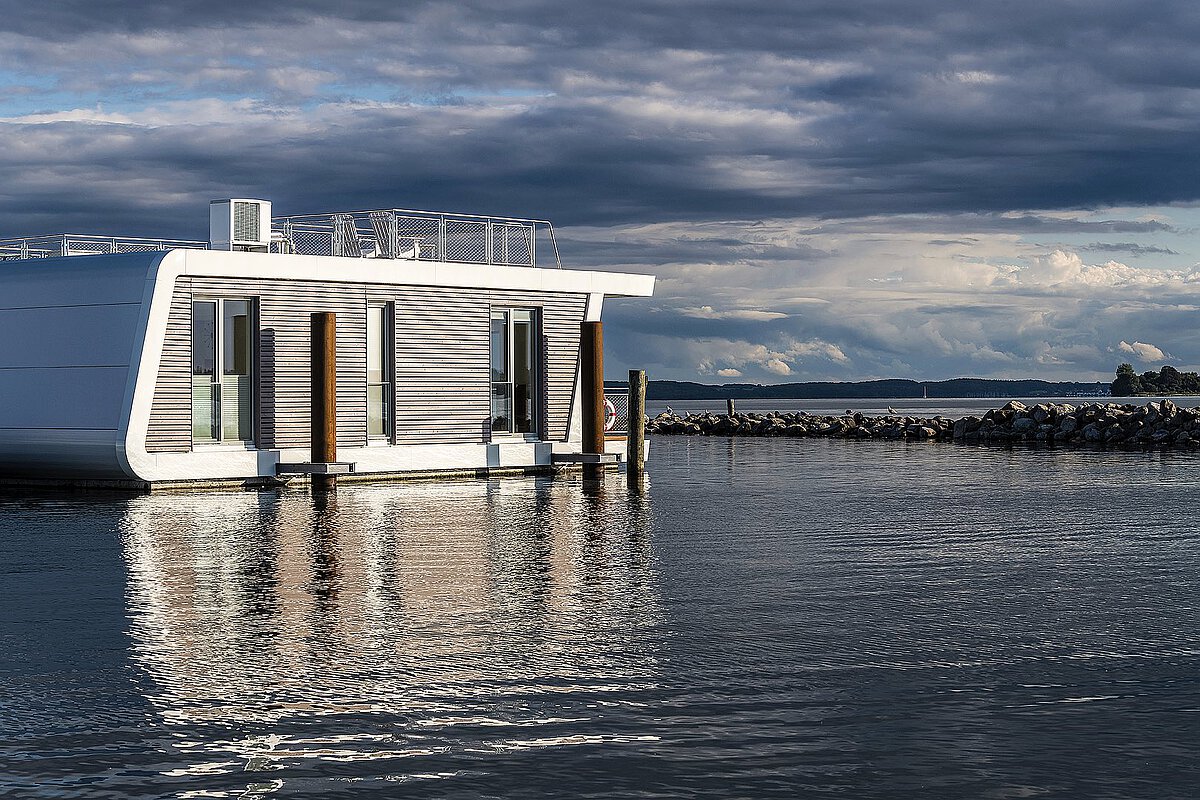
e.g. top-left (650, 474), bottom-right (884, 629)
top-left (118, 480), bottom-right (661, 793)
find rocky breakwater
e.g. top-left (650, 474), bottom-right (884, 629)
top-left (645, 399), bottom-right (1200, 448)
top-left (646, 408), bottom-right (953, 440)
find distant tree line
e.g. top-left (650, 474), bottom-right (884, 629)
top-left (610, 377), bottom-right (1110, 400)
top-left (1112, 363), bottom-right (1200, 396)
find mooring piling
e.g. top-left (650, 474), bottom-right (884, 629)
top-left (581, 321), bottom-right (605, 482)
top-left (627, 369), bottom-right (646, 485)
top-left (311, 312), bottom-right (338, 490)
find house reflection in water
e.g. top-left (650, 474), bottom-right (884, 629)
top-left (117, 479), bottom-right (661, 791)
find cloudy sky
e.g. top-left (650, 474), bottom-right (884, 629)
top-left (3, 1), bottom-right (1200, 383)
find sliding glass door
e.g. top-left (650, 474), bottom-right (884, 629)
top-left (490, 308), bottom-right (539, 436)
top-left (192, 298), bottom-right (254, 445)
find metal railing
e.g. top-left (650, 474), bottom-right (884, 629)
top-left (0, 234), bottom-right (209, 260)
top-left (0, 207), bottom-right (565, 269)
top-left (604, 389), bottom-right (631, 435)
top-left (273, 208), bottom-right (562, 268)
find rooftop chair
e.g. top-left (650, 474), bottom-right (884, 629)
top-left (368, 211), bottom-right (421, 260)
top-left (332, 214), bottom-right (365, 257)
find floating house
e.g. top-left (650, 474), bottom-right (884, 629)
top-left (0, 200), bottom-right (654, 489)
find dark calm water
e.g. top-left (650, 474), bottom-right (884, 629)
top-left (2, 437), bottom-right (1198, 798)
top-left (646, 395), bottom-right (1200, 418)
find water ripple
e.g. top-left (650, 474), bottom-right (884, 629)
top-left (1, 439), bottom-right (1198, 797)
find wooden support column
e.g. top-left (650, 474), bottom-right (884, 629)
top-left (581, 321), bottom-right (605, 481)
top-left (311, 312), bottom-right (337, 489)
top-left (626, 369), bottom-right (646, 485)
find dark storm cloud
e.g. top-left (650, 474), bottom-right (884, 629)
top-left (802, 214), bottom-right (1182, 236)
top-left (914, 304), bottom-right (1020, 318)
top-left (0, 1), bottom-right (419, 34)
top-left (2, 1), bottom-right (1200, 231)
top-left (554, 235), bottom-right (831, 268)
top-left (1081, 242), bottom-right (1180, 256)
top-left (977, 217), bottom-right (1179, 235)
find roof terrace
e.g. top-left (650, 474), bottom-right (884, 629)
top-left (0, 205), bottom-right (563, 269)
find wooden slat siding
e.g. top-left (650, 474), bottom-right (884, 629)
top-left (536, 293), bottom-right (586, 440)
top-left (145, 276), bottom-right (587, 451)
top-left (391, 289), bottom-right (490, 443)
top-left (390, 288), bottom-right (585, 444)
top-left (144, 287), bottom-right (193, 452)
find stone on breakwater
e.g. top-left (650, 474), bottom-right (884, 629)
top-left (642, 399), bottom-right (1200, 449)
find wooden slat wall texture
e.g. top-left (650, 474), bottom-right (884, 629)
top-left (145, 277), bottom-right (586, 453)
top-left (144, 287), bottom-right (192, 450)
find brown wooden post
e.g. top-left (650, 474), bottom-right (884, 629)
top-left (580, 321), bottom-right (604, 481)
top-left (726, 398), bottom-right (736, 416)
top-left (311, 312), bottom-right (337, 489)
top-left (626, 369), bottom-right (646, 484)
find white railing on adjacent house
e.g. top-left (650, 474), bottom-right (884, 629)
top-left (0, 234), bottom-right (209, 260)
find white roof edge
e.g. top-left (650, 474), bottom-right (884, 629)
top-left (173, 249), bottom-right (655, 297)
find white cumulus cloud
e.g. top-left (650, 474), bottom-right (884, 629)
top-left (1118, 340), bottom-right (1168, 362)
top-left (763, 358), bottom-right (792, 375)
top-left (679, 305), bottom-right (789, 321)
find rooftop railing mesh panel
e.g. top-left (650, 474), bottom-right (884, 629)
top-left (493, 223), bottom-right (534, 265)
top-left (62, 239), bottom-right (111, 254)
top-left (113, 242), bottom-right (165, 252)
top-left (445, 219), bottom-right (488, 262)
top-left (394, 216), bottom-right (441, 260)
top-left (290, 228), bottom-right (334, 257)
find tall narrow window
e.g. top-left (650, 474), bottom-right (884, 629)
top-left (490, 311), bottom-right (511, 432)
top-left (367, 303), bottom-right (392, 439)
top-left (192, 298), bottom-right (255, 445)
top-left (191, 301), bottom-right (218, 442)
top-left (512, 311), bottom-right (536, 434)
top-left (490, 309), bottom-right (539, 436)
top-left (222, 300), bottom-right (252, 442)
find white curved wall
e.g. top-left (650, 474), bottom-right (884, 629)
top-left (0, 252), bottom-right (165, 479)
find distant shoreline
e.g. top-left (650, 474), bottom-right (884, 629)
top-left (606, 378), bottom-right (1112, 401)
top-left (1129, 392), bottom-right (1200, 397)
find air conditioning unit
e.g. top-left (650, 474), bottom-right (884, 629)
top-left (209, 199), bottom-right (272, 251)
